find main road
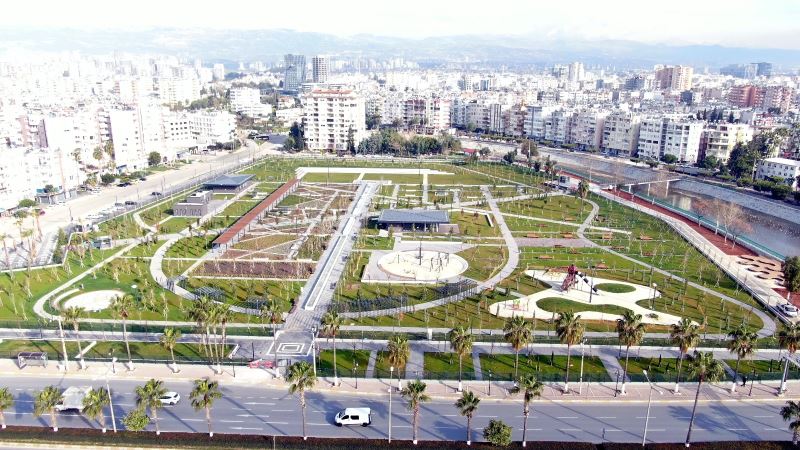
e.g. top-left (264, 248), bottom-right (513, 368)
top-left (0, 375), bottom-right (791, 444)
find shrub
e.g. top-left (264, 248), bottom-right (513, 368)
top-left (771, 184), bottom-right (792, 200)
top-left (483, 419), bottom-right (512, 446)
top-left (122, 409), bottom-right (150, 431)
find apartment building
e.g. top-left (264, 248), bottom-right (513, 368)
top-left (283, 54), bottom-right (307, 93)
top-left (655, 65), bottom-right (693, 91)
top-left (403, 96), bottom-right (451, 131)
top-left (525, 105), bottom-right (559, 140)
top-left (312, 56), bottom-right (330, 84)
top-left (157, 76), bottom-right (202, 106)
top-left (544, 108), bottom-right (573, 144)
top-left (230, 87), bottom-right (272, 117)
top-left (701, 123), bottom-right (754, 163)
top-left (569, 109), bottom-right (608, 150)
top-left (637, 116), bottom-right (703, 163)
top-left (301, 88), bottom-right (366, 152)
top-left (602, 110), bottom-right (641, 156)
top-left (190, 110), bottom-right (235, 147)
top-left (756, 157), bottom-right (800, 187)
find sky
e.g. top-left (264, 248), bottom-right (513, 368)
top-left (2, 0), bottom-right (799, 49)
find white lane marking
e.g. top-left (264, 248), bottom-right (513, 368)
top-left (597, 416), bottom-right (616, 419)
top-left (231, 426), bottom-right (263, 430)
top-left (272, 409), bottom-right (294, 412)
top-left (764, 427), bottom-right (780, 431)
top-left (237, 414), bottom-right (264, 418)
top-left (243, 402), bottom-right (275, 406)
top-left (727, 428), bottom-right (748, 431)
top-left (392, 425), bottom-right (411, 428)
top-left (648, 429), bottom-right (666, 432)
top-left (605, 429), bottom-right (623, 432)
top-left (183, 419), bottom-right (205, 422)
top-left (518, 428), bottom-right (542, 431)
top-left (557, 416), bottom-right (578, 419)
top-left (308, 423), bottom-right (329, 426)
top-left (265, 421), bottom-right (289, 425)
top-left (755, 415), bottom-right (774, 418)
top-left (220, 420), bottom-right (244, 423)
top-left (559, 428), bottom-right (582, 432)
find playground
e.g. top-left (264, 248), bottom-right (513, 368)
top-left (376, 248), bottom-right (469, 282)
top-left (489, 265), bottom-right (685, 326)
top-left (62, 289), bottom-right (125, 312)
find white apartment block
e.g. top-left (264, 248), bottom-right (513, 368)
top-left (602, 110), bottom-right (641, 156)
top-left (702, 123), bottom-right (753, 163)
top-left (403, 96), bottom-right (451, 131)
top-left (756, 157), bottom-right (800, 188)
top-left (544, 108), bottom-right (573, 144)
top-left (275, 107), bottom-right (303, 127)
top-left (109, 109), bottom-right (147, 171)
top-left (637, 116), bottom-right (703, 163)
top-left (0, 146), bottom-right (85, 210)
top-left (157, 76), bottom-right (202, 106)
top-left (569, 109), bottom-right (608, 150)
top-left (302, 88), bottom-right (366, 152)
top-left (230, 87), bottom-right (272, 118)
top-left (190, 111), bottom-right (235, 147)
top-left (312, 56), bottom-right (330, 84)
top-left (525, 105), bottom-right (559, 140)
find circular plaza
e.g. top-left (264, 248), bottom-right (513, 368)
top-left (377, 250), bottom-right (468, 282)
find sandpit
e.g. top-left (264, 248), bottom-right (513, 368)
top-left (63, 290), bottom-right (125, 312)
top-left (377, 250), bottom-right (468, 281)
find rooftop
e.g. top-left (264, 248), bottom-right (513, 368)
top-left (377, 209), bottom-right (450, 224)
top-left (203, 174), bottom-right (254, 188)
top-left (762, 157), bottom-right (800, 167)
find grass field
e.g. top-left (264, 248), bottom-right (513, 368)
top-left (302, 173), bottom-right (359, 183)
top-left (318, 349), bottom-right (370, 378)
top-left (0, 339), bottom-right (224, 362)
top-left (536, 297), bottom-right (631, 316)
top-left (595, 283), bottom-right (636, 293)
top-left (498, 195), bottom-right (590, 223)
top-left (424, 352), bottom-right (476, 379)
top-left (457, 245), bottom-right (507, 281)
top-left (479, 353), bottom-right (610, 382)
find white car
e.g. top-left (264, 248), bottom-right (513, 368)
top-left (334, 408), bottom-right (371, 427)
top-left (778, 303), bottom-right (799, 317)
top-left (159, 392), bottom-right (181, 405)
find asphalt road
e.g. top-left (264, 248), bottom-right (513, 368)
top-left (0, 375), bottom-right (791, 444)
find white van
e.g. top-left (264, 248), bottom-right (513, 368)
top-left (334, 408), bottom-right (371, 427)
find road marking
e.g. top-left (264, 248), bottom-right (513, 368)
top-left (557, 416), bottom-right (578, 419)
top-left (312, 410), bottom-right (326, 413)
top-left (231, 426), bottom-right (263, 431)
top-left (605, 429), bottom-right (623, 432)
top-left (392, 425), bottom-right (411, 428)
top-left (272, 409), bottom-right (294, 412)
top-left (308, 423), bottom-right (329, 426)
top-left (237, 414), bottom-right (261, 418)
top-left (727, 428), bottom-right (748, 431)
top-left (597, 416), bottom-right (616, 419)
top-left (559, 428), bottom-right (582, 432)
top-left (648, 429), bottom-right (666, 432)
top-left (220, 420), bottom-right (244, 423)
top-left (265, 421), bottom-right (289, 425)
top-left (755, 415), bottom-right (774, 418)
top-left (183, 419), bottom-right (205, 422)
top-left (518, 428), bottom-right (542, 431)
top-left (636, 416), bottom-right (655, 419)
top-left (764, 427), bottom-right (780, 431)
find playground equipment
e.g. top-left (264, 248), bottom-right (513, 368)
top-left (559, 265), bottom-right (599, 294)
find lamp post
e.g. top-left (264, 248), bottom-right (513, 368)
top-left (311, 326), bottom-right (318, 377)
top-left (641, 370), bottom-right (661, 446)
top-left (614, 369), bottom-right (620, 397)
top-left (488, 370), bottom-right (493, 396)
top-left (388, 381), bottom-right (393, 443)
top-left (57, 318), bottom-right (69, 372)
top-left (354, 362), bottom-right (359, 390)
top-left (578, 339), bottom-right (586, 395)
top-left (105, 376), bottom-right (117, 433)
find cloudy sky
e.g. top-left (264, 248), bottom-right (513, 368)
top-left (2, 0), bottom-right (799, 49)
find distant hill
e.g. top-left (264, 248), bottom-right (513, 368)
top-left (1, 27), bottom-right (798, 69)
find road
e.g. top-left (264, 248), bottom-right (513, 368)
top-left (0, 374), bottom-right (791, 444)
top-left (0, 137), bottom-right (283, 241)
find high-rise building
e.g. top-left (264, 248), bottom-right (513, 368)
top-left (720, 63), bottom-right (759, 79)
top-left (302, 88), bottom-right (366, 152)
top-left (701, 123), bottom-right (753, 163)
top-left (637, 116), bottom-right (703, 163)
top-left (755, 62), bottom-right (773, 77)
top-left (212, 63), bottom-right (225, 81)
top-left (311, 55), bottom-right (330, 83)
top-left (602, 110), bottom-right (641, 157)
top-left (655, 65), bottom-right (693, 91)
top-left (283, 54), bottom-right (307, 93)
top-left (568, 62), bottom-right (585, 83)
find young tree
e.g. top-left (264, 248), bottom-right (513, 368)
top-left (287, 361), bottom-right (317, 440)
top-left (386, 335), bottom-right (410, 390)
top-left (510, 374), bottom-right (543, 447)
top-left (0, 387), bottom-right (13, 429)
top-left (401, 379), bottom-right (430, 445)
top-left (503, 316), bottom-right (532, 379)
top-left (448, 326), bottom-right (474, 390)
top-left (555, 311), bottom-right (585, 392)
top-left (148, 151), bottom-right (162, 167)
top-left (190, 378), bottom-right (223, 437)
top-left (321, 310), bottom-right (344, 385)
top-left (784, 256), bottom-right (800, 293)
top-left (616, 310), bottom-right (645, 395)
top-left (670, 318), bottom-right (700, 393)
top-left (82, 388), bottom-right (110, 433)
top-left (62, 306), bottom-right (86, 369)
top-left (160, 327), bottom-right (182, 372)
top-left (33, 386), bottom-right (62, 431)
top-left (727, 325), bottom-right (757, 392)
top-left (259, 299), bottom-right (281, 375)
top-left (483, 419), bottom-right (512, 447)
top-left (122, 409), bottom-right (150, 432)
top-left (135, 379), bottom-right (167, 435)
top-left (454, 390), bottom-right (480, 445)
top-left (111, 294), bottom-right (136, 369)
top-left (781, 400), bottom-right (800, 446)
top-left (684, 351), bottom-right (725, 447)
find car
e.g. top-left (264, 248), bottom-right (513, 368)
top-left (139, 177), bottom-right (147, 181)
top-left (248, 359), bottom-right (275, 369)
top-left (117, 181), bottom-right (132, 187)
top-left (778, 303), bottom-right (799, 317)
top-left (334, 408), bottom-right (371, 427)
top-left (151, 191), bottom-right (163, 197)
top-left (124, 200), bottom-right (137, 206)
top-left (159, 392), bottom-right (181, 405)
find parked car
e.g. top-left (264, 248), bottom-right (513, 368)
top-left (124, 200), bottom-right (137, 206)
top-left (151, 191), bottom-right (163, 197)
top-left (778, 303), bottom-right (799, 317)
top-left (248, 359), bottom-right (275, 369)
top-left (334, 408), bottom-right (371, 427)
top-left (159, 391), bottom-right (181, 405)
top-left (117, 181), bottom-right (132, 187)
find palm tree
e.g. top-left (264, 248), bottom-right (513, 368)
top-left (503, 316), bottom-right (532, 379)
top-left (617, 310), bottom-right (645, 395)
top-left (781, 400), bottom-right (800, 445)
top-left (684, 351), bottom-right (725, 447)
top-left (727, 325), bottom-right (757, 392)
top-left (555, 311), bottom-right (584, 392)
top-left (0, 387), bottom-right (13, 429)
top-left (0, 233), bottom-right (13, 277)
top-left (190, 378), bottom-right (223, 437)
top-left (33, 386), bottom-right (62, 432)
top-left (401, 379), bottom-right (430, 445)
top-left (670, 318), bottom-right (700, 393)
top-left (510, 374), bottom-right (543, 448)
top-left (576, 180), bottom-right (589, 215)
top-left (160, 328), bottom-right (181, 372)
top-left (135, 379), bottom-right (166, 435)
top-left (259, 298), bottom-right (281, 374)
top-left (454, 390), bottom-right (480, 445)
top-left (448, 326), bottom-right (474, 389)
top-left (287, 361), bottom-right (317, 441)
top-left (111, 294), bottom-right (135, 369)
top-left (321, 310), bottom-right (344, 385)
top-left (62, 306), bottom-right (86, 369)
top-left (386, 335), bottom-right (410, 390)
top-left (780, 323), bottom-right (800, 356)
top-left (82, 388), bottom-right (110, 433)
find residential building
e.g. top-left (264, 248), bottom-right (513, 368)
top-left (190, 111), bottom-right (235, 147)
top-left (301, 88), bottom-right (366, 153)
top-left (312, 56), bottom-right (330, 83)
top-left (230, 87), bottom-right (272, 117)
top-left (655, 65), bottom-right (693, 91)
top-left (283, 54), bottom-right (307, 92)
top-left (701, 123), bottom-right (753, 163)
top-left (720, 63), bottom-right (759, 79)
top-left (756, 157), bottom-right (800, 188)
top-left (569, 109), bottom-right (608, 150)
top-left (637, 116), bottom-right (703, 163)
top-left (212, 64), bottom-right (225, 81)
top-left (602, 110), bottom-right (641, 156)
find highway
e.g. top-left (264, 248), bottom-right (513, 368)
top-left (0, 375), bottom-right (791, 444)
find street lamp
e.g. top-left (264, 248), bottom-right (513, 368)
top-left (311, 326), bottom-right (318, 377)
top-left (488, 370), bottom-right (493, 396)
top-left (388, 379), bottom-right (393, 443)
top-left (57, 318), bottom-right (69, 372)
top-left (578, 339), bottom-right (586, 395)
top-left (641, 370), bottom-right (662, 446)
top-left (354, 362), bottom-right (359, 390)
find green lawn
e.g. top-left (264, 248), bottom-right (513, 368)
top-left (595, 283), bottom-right (635, 293)
top-left (362, 173), bottom-right (424, 184)
top-left (158, 216), bottom-right (195, 234)
top-left (318, 349), bottom-right (370, 377)
top-left (450, 210), bottom-right (500, 238)
top-left (457, 245), bottom-right (507, 281)
top-left (165, 235), bottom-right (215, 258)
top-left (0, 339), bottom-right (222, 362)
top-left (536, 297), bottom-right (631, 316)
top-left (424, 352), bottom-right (476, 380)
top-left (621, 356), bottom-right (683, 382)
top-left (302, 173), bottom-right (359, 183)
top-left (498, 195), bottom-right (590, 223)
top-left (479, 353), bottom-right (610, 382)
top-left (125, 240), bottom-right (167, 258)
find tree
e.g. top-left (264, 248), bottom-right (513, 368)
top-left (147, 151), bottom-right (162, 167)
top-left (779, 323), bottom-right (800, 356)
top-left (259, 299), bottom-right (281, 374)
top-left (82, 388), bottom-right (110, 433)
top-left (700, 155), bottom-right (720, 170)
top-left (483, 419), bottom-right (512, 447)
top-left (772, 183), bottom-right (792, 200)
top-left (555, 311), bottom-right (584, 392)
top-left (122, 409), bottom-right (150, 431)
top-left (160, 328), bottom-right (181, 372)
top-left (0, 387), bottom-right (13, 429)
top-left (401, 379), bottom-right (430, 445)
top-left (661, 154), bottom-right (679, 164)
top-left (386, 335), bottom-right (410, 389)
top-left (726, 142), bottom-right (759, 179)
top-left (111, 294), bottom-right (135, 369)
top-left (321, 310), bottom-right (344, 385)
top-left (502, 150), bottom-right (517, 164)
top-left (454, 390), bottom-right (480, 445)
top-left (670, 318), bottom-right (700, 393)
top-left (136, 379), bottom-right (166, 435)
top-left (448, 326), bottom-right (474, 388)
top-left (727, 325), bottom-right (757, 391)
top-left (781, 400), bottom-right (800, 446)
top-left (17, 198), bottom-right (36, 209)
top-left (100, 173), bottom-right (116, 185)
top-left (510, 374), bottom-right (543, 447)
top-left (62, 306), bottom-right (86, 368)
top-left (617, 310), bottom-right (645, 395)
top-left (190, 378), bottom-right (222, 437)
top-left (287, 361), bottom-right (316, 440)
top-left (346, 126), bottom-right (356, 154)
top-left (289, 122), bottom-right (304, 150)
top-left (33, 386), bottom-right (62, 431)
top-left (684, 351), bottom-right (725, 447)
top-left (503, 316), bottom-right (532, 379)
top-left (784, 257), bottom-right (800, 293)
